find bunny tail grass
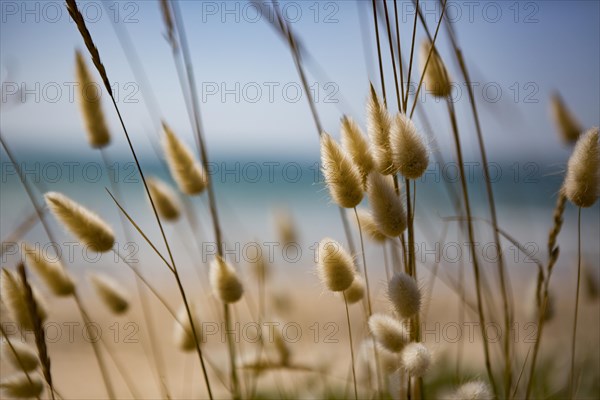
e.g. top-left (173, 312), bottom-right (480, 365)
top-left (447, 380), bottom-right (493, 400)
top-left (341, 115), bottom-right (374, 187)
top-left (368, 313), bottom-right (409, 353)
top-left (388, 272), bottom-right (422, 320)
top-left (174, 304), bottom-right (203, 352)
top-left (44, 192), bottom-right (115, 253)
top-left (1, 341), bottom-right (39, 372)
top-left (316, 238), bottom-right (356, 292)
top-left (162, 121), bottom-right (208, 196)
top-left (147, 176), bottom-right (182, 221)
top-left (75, 50), bottom-right (111, 148)
top-left (353, 208), bottom-right (387, 243)
top-left (89, 273), bottom-right (130, 314)
top-left (367, 84), bottom-right (394, 175)
top-left (550, 92), bottom-right (583, 144)
top-left (320, 132), bottom-right (364, 208)
top-left (367, 172), bottom-right (407, 237)
top-left (564, 127), bottom-right (599, 208)
top-left (419, 39), bottom-right (451, 98)
top-left (0, 374), bottom-right (44, 399)
top-left (344, 274), bottom-right (365, 304)
top-left (23, 243), bottom-right (75, 296)
top-left (210, 255), bottom-right (244, 304)
top-left (390, 113), bottom-right (429, 179)
top-left (400, 342), bottom-right (431, 378)
top-left (1, 268), bottom-right (48, 330)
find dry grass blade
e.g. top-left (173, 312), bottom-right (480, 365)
top-left (16, 262), bottom-right (55, 400)
top-left (65, 0), bottom-right (111, 95)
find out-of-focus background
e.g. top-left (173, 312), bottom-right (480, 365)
top-left (1, 1), bottom-right (599, 399)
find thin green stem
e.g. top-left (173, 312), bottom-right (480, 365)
top-left (343, 293), bottom-right (358, 400)
top-left (569, 207), bottom-right (582, 399)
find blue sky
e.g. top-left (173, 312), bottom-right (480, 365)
top-left (1, 0), bottom-right (599, 162)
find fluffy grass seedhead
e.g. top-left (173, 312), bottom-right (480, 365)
top-left (391, 113), bottom-right (429, 179)
top-left (75, 49), bottom-right (110, 149)
top-left (274, 208), bottom-right (298, 246)
top-left (0, 374), bottom-right (44, 399)
top-left (448, 380), bottom-right (493, 400)
top-left (550, 93), bottom-right (582, 144)
top-left (341, 115), bottom-right (374, 187)
top-left (320, 132), bottom-right (364, 208)
top-left (367, 173), bottom-right (406, 237)
top-left (147, 177), bottom-right (181, 221)
top-left (354, 209), bottom-right (387, 243)
top-left (317, 238), bottom-right (356, 292)
top-left (174, 304), bottom-right (203, 352)
top-left (368, 313), bottom-right (409, 353)
top-left (400, 342), bottom-right (431, 377)
top-left (343, 274), bottom-right (365, 304)
top-left (564, 127), bottom-right (599, 207)
top-left (23, 243), bottom-right (75, 296)
top-left (1, 341), bottom-right (39, 372)
top-left (367, 84), bottom-right (394, 174)
top-left (1, 268), bottom-right (48, 330)
top-left (89, 273), bottom-right (129, 314)
top-left (388, 272), bottom-right (421, 320)
top-left (44, 192), bottom-right (114, 253)
top-left (420, 40), bottom-right (451, 98)
top-left (210, 256), bottom-right (244, 303)
top-left (162, 121), bottom-right (208, 195)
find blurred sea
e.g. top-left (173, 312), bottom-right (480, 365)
top-left (1, 153), bottom-right (598, 292)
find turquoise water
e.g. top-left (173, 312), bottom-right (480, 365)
top-left (1, 153), bottom-right (598, 288)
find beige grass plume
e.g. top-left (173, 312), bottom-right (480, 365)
top-left (367, 84), bottom-right (394, 174)
top-left (564, 127), bottom-right (599, 207)
top-left (89, 273), bottom-right (129, 314)
top-left (420, 40), bottom-right (451, 98)
top-left (317, 238), bottom-right (356, 292)
top-left (23, 244), bottom-right (75, 296)
top-left (147, 177), bottom-right (181, 221)
top-left (343, 274), bottom-right (365, 304)
top-left (320, 132), bottom-right (364, 208)
top-left (391, 113), bottom-right (429, 179)
top-left (353, 209), bottom-right (387, 243)
top-left (400, 342), bottom-right (431, 377)
top-left (0, 374), bottom-right (44, 399)
top-left (388, 272), bottom-right (421, 320)
top-left (174, 304), bottom-right (203, 352)
top-left (368, 314), bottom-right (409, 353)
top-left (341, 115), bottom-right (374, 186)
top-left (44, 192), bottom-right (114, 253)
top-left (1, 268), bottom-right (48, 330)
top-left (550, 93), bottom-right (582, 144)
top-left (75, 50), bottom-right (110, 148)
top-left (367, 173), bottom-right (407, 237)
top-left (1, 341), bottom-right (39, 372)
top-left (162, 121), bottom-right (208, 195)
top-left (210, 256), bottom-right (244, 303)
top-left (274, 208), bottom-right (298, 245)
top-left (446, 380), bottom-right (493, 400)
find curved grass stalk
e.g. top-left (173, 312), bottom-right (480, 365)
top-left (343, 293), bottom-right (359, 400)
